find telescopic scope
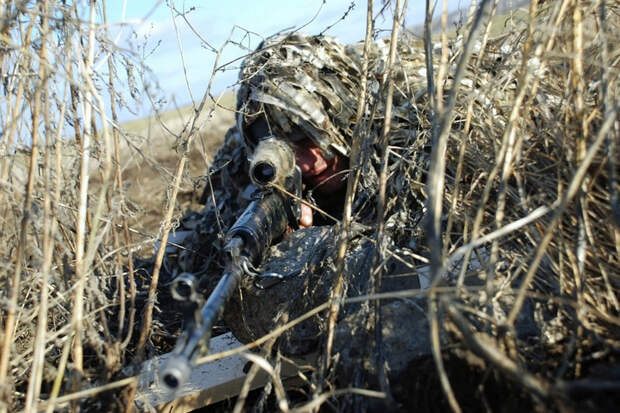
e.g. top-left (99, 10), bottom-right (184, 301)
top-left (249, 137), bottom-right (296, 187)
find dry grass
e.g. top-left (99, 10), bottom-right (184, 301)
top-left (0, 0), bottom-right (618, 412)
top-left (101, 95), bottom-right (235, 235)
top-left (0, 2), bottom-right (234, 411)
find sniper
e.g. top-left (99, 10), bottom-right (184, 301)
top-left (159, 32), bottom-right (430, 409)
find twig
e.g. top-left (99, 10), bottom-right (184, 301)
top-left (423, 0), bottom-right (436, 114)
top-left (169, 3), bottom-right (217, 53)
top-left (241, 353), bottom-right (290, 412)
top-left (435, 0), bottom-right (449, 111)
top-left (444, 298), bottom-right (551, 400)
top-left (372, 0), bottom-right (407, 405)
top-left (427, 0), bottom-right (493, 281)
top-left (169, 0), bottom-right (196, 107)
top-left (0, 1), bottom-right (46, 401)
top-left (506, 105), bottom-right (618, 325)
top-left (424, 1), bottom-right (493, 412)
top-left (23, 5), bottom-right (53, 411)
top-left (232, 325), bottom-right (280, 413)
top-left (71, 0), bottom-right (97, 375)
top-left (44, 333), bottom-right (74, 413)
top-left (572, 0), bottom-right (587, 379)
top-left (325, 0), bottom-right (374, 372)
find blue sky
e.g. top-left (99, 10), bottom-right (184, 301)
top-left (105, 0), bottom-right (471, 121)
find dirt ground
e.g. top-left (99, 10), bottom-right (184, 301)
top-left (110, 95), bottom-right (236, 237)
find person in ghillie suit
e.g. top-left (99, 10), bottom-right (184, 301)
top-left (164, 4), bottom-right (620, 409)
top-left (164, 31), bottom-right (434, 407)
top-left (227, 31), bottom-right (432, 349)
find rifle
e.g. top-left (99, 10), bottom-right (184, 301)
top-left (160, 136), bottom-right (302, 391)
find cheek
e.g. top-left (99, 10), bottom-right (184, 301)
top-left (314, 155), bottom-right (348, 193)
top-left (296, 147), bottom-right (329, 176)
top-left (295, 149), bottom-right (314, 175)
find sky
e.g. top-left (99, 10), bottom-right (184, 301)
top-left (104, 0), bottom-right (472, 121)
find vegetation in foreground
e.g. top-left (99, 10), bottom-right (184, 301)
top-left (0, 1), bottom-right (618, 412)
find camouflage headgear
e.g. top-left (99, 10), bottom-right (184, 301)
top-left (236, 33), bottom-right (361, 158)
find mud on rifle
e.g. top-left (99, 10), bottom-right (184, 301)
top-left (160, 136), bottom-right (302, 391)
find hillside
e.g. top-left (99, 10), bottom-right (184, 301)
top-left (409, 0), bottom-right (530, 36)
top-left (106, 94), bottom-right (236, 235)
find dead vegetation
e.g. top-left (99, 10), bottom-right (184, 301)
top-left (0, 0), bottom-right (618, 412)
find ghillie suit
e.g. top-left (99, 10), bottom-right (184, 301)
top-left (167, 32), bottom-right (431, 310)
top-left (235, 32), bottom-right (430, 230)
top-left (166, 3), bottom-right (620, 410)
top-left (226, 33), bottom-right (431, 356)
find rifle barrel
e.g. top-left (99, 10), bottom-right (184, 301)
top-left (160, 190), bottom-right (293, 392)
top-left (161, 262), bottom-right (244, 391)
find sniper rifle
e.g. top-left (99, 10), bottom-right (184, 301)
top-left (160, 136), bottom-right (302, 391)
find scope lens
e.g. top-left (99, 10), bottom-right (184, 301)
top-left (163, 373), bottom-right (179, 389)
top-left (171, 273), bottom-right (196, 301)
top-left (252, 162), bottom-right (275, 184)
top-left (175, 282), bottom-right (192, 299)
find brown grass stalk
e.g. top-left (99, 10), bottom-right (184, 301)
top-left (425, 1), bottom-right (493, 411)
top-left (71, 0), bottom-right (97, 376)
top-left (0, 3), bottom-right (47, 408)
top-left (372, 0), bottom-right (407, 404)
top-left (506, 106), bottom-right (618, 325)
top-left (101, 0), bottom-right (135, 348)
top-left (326, 0), bottom-right (375, 370)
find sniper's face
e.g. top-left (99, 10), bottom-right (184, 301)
top-left (293, 138), bottom-right (347, 194)
top-left (243, 117), bottom-right (347, 227)
top-left (293, 138), bottom-right (347, 228)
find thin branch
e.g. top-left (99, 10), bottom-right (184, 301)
top-left (373, 0), bottom-right (407, 404)
top-left (71, 0), bottom-right (97, 375)
top-left (325, 0), bottom-right (375, 369)
top-left (0, 1), bottom-right (46, 396)
top-left (23, 3), bottom-right (52, 411)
